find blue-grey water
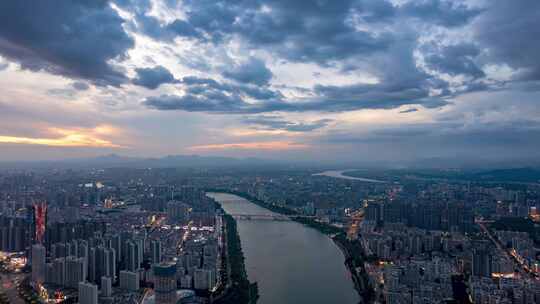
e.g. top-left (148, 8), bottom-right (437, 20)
top-left (207, 192), bottom-right (359, 304)
top-left (313, 170), bottom-right (386, 183)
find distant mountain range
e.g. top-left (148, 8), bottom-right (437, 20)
top-left (0, 154), bottom-right (286, 170)
top-left (0, 153), bottom-right (539, 172)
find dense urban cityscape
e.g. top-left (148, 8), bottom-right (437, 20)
top-left (1, 0), bottom-right (540, 303)
top-left (0, 166), bottom-right (539, 304)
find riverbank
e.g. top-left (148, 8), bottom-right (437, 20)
top-left (332, 235), bottom-right (374, 304)
top-left (212, 212), bottom-right (259, 304)
top-left (207, 189), bottom-right (374, 304)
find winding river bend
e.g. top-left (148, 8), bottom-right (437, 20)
top-left (208, 192), bottom-right (359, 304)
top-left (313, 170), bottom-right (386, 183)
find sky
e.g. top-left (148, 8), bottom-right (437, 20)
top-left (0, 0), bottom-right (539, 164)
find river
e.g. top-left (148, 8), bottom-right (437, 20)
top-left (313, 170), bottom-right (386, 183)
top-left (207, 192), bottom-right (360, 304)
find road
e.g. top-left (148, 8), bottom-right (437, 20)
top-left (477, 221), bottom-right (534, 278)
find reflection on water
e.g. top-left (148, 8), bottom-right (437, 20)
top-left (208, 192), bottom-right (360, 304)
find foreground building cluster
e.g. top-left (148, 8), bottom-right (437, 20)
top-left (19, 183), bottom-right (223, 304)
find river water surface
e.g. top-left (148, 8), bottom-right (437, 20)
top-left (313, 170), bottom-right (386, 183)
top-left (207, 192), bottom-right (360, 304)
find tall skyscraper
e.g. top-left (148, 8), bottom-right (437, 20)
top-left (101, 276), bottom-right (112, 298)
top-left (33, 202), bottom-right (47, 244)
top-left (31, 244), bottom-right (46, 284)
top-left (65, 256), bottom-right (86, 288)
top-left (151, 240), bottom-right (162, 264)
top-left (52, 258), bottom-right (66, 286)
top-left (119, 270), bottom-right (139, 292)
top-left (78, 282), bottom-right (98, 304)
top-left (99, 247), bottom-right (116, 281)
top-left (472, 240), bottom-right (493, 277)
top-left (110, 234), bottom-right (121, 262)
top-left (365, 202), bottom-right (382, 223)
top-left (88, 247), bottom-right (97, 283)
top-left (153, 263), bottom-right (177, 304)
top-left (125, 241), bottom-right (141, 272)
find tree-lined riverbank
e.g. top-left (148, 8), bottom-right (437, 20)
top-left (212, 212), bottom-right (259, 304)
top-left (207, 190), bottom-right (374, 304)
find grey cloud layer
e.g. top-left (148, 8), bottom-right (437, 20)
top-left (136, 0), bottom-right (540, 116)
top-left (474, 0), bottom-right (540, 81)
top-left (242, 116), bottom-right (332, 132)
top-left (137, 0), bottom-right (499, 114)
top-left (222, 58), bottom-right (273, 86)
top-left (0, 1), bottom-right (134, 86)
top-left (133, 66), bottom-right (178, 89)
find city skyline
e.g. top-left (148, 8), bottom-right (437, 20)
top-left (0, 1), bottom-right (539, 164)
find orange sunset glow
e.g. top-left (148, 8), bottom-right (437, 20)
top-left (0, 125), bottom-right (123, 148)
top-left (188, 141), bottom-right (308, 151)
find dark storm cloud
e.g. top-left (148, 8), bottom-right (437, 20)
top-left (181, 76), bottom-right (282, 100)
top-left (320, 120), bottom-right (540, 151)
top-left (400, 0), bottom-right (482, 27)
top-left (242, 116), bottom-right (333, 132)
top-left (144, 76), bottom-right (284, 114)
top-left (135, 0), bottom-right (505, 115)
top-left (222, 58), bottom-right (273, 86)
top-left (135, 0), bottom-right (481, 66)
top-left (144, 93), bottom-right (252, 113)
top-left (399, 108), bottom-right (418, 114)
top-left (474, 0), bottom-right (540, 81)
top-left (144, 74), bottom-right (449, 114)
top-left (133, 66), bottom-right (178, 89)
top-left (424, 43), bottom-right (485, 79)
top-left (0, 1), bottom-right (134, 86)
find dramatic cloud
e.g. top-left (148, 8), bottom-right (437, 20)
top-left (400, 0), bottom-right (482, 27)
top-left (133, 66), bottom-right (177, 89)
top-left (182, 76), bottom-right (281, 100)
top-left (177, 0), bottom-right (394, 64)
top-left (424, 43), bottom-right (485, 79)
top-left (1, 0), bottom-right (539, 164)
top-left (243, 116), bottom-right (332, 132)
top-left (0, 1), bottom-right (134, 86)
top-left (474, 0), bottom-right (540, 81)
top-left (222, 58), bottom-right (273, 86)
top-left (188, 141), bottom-right (308, 151)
